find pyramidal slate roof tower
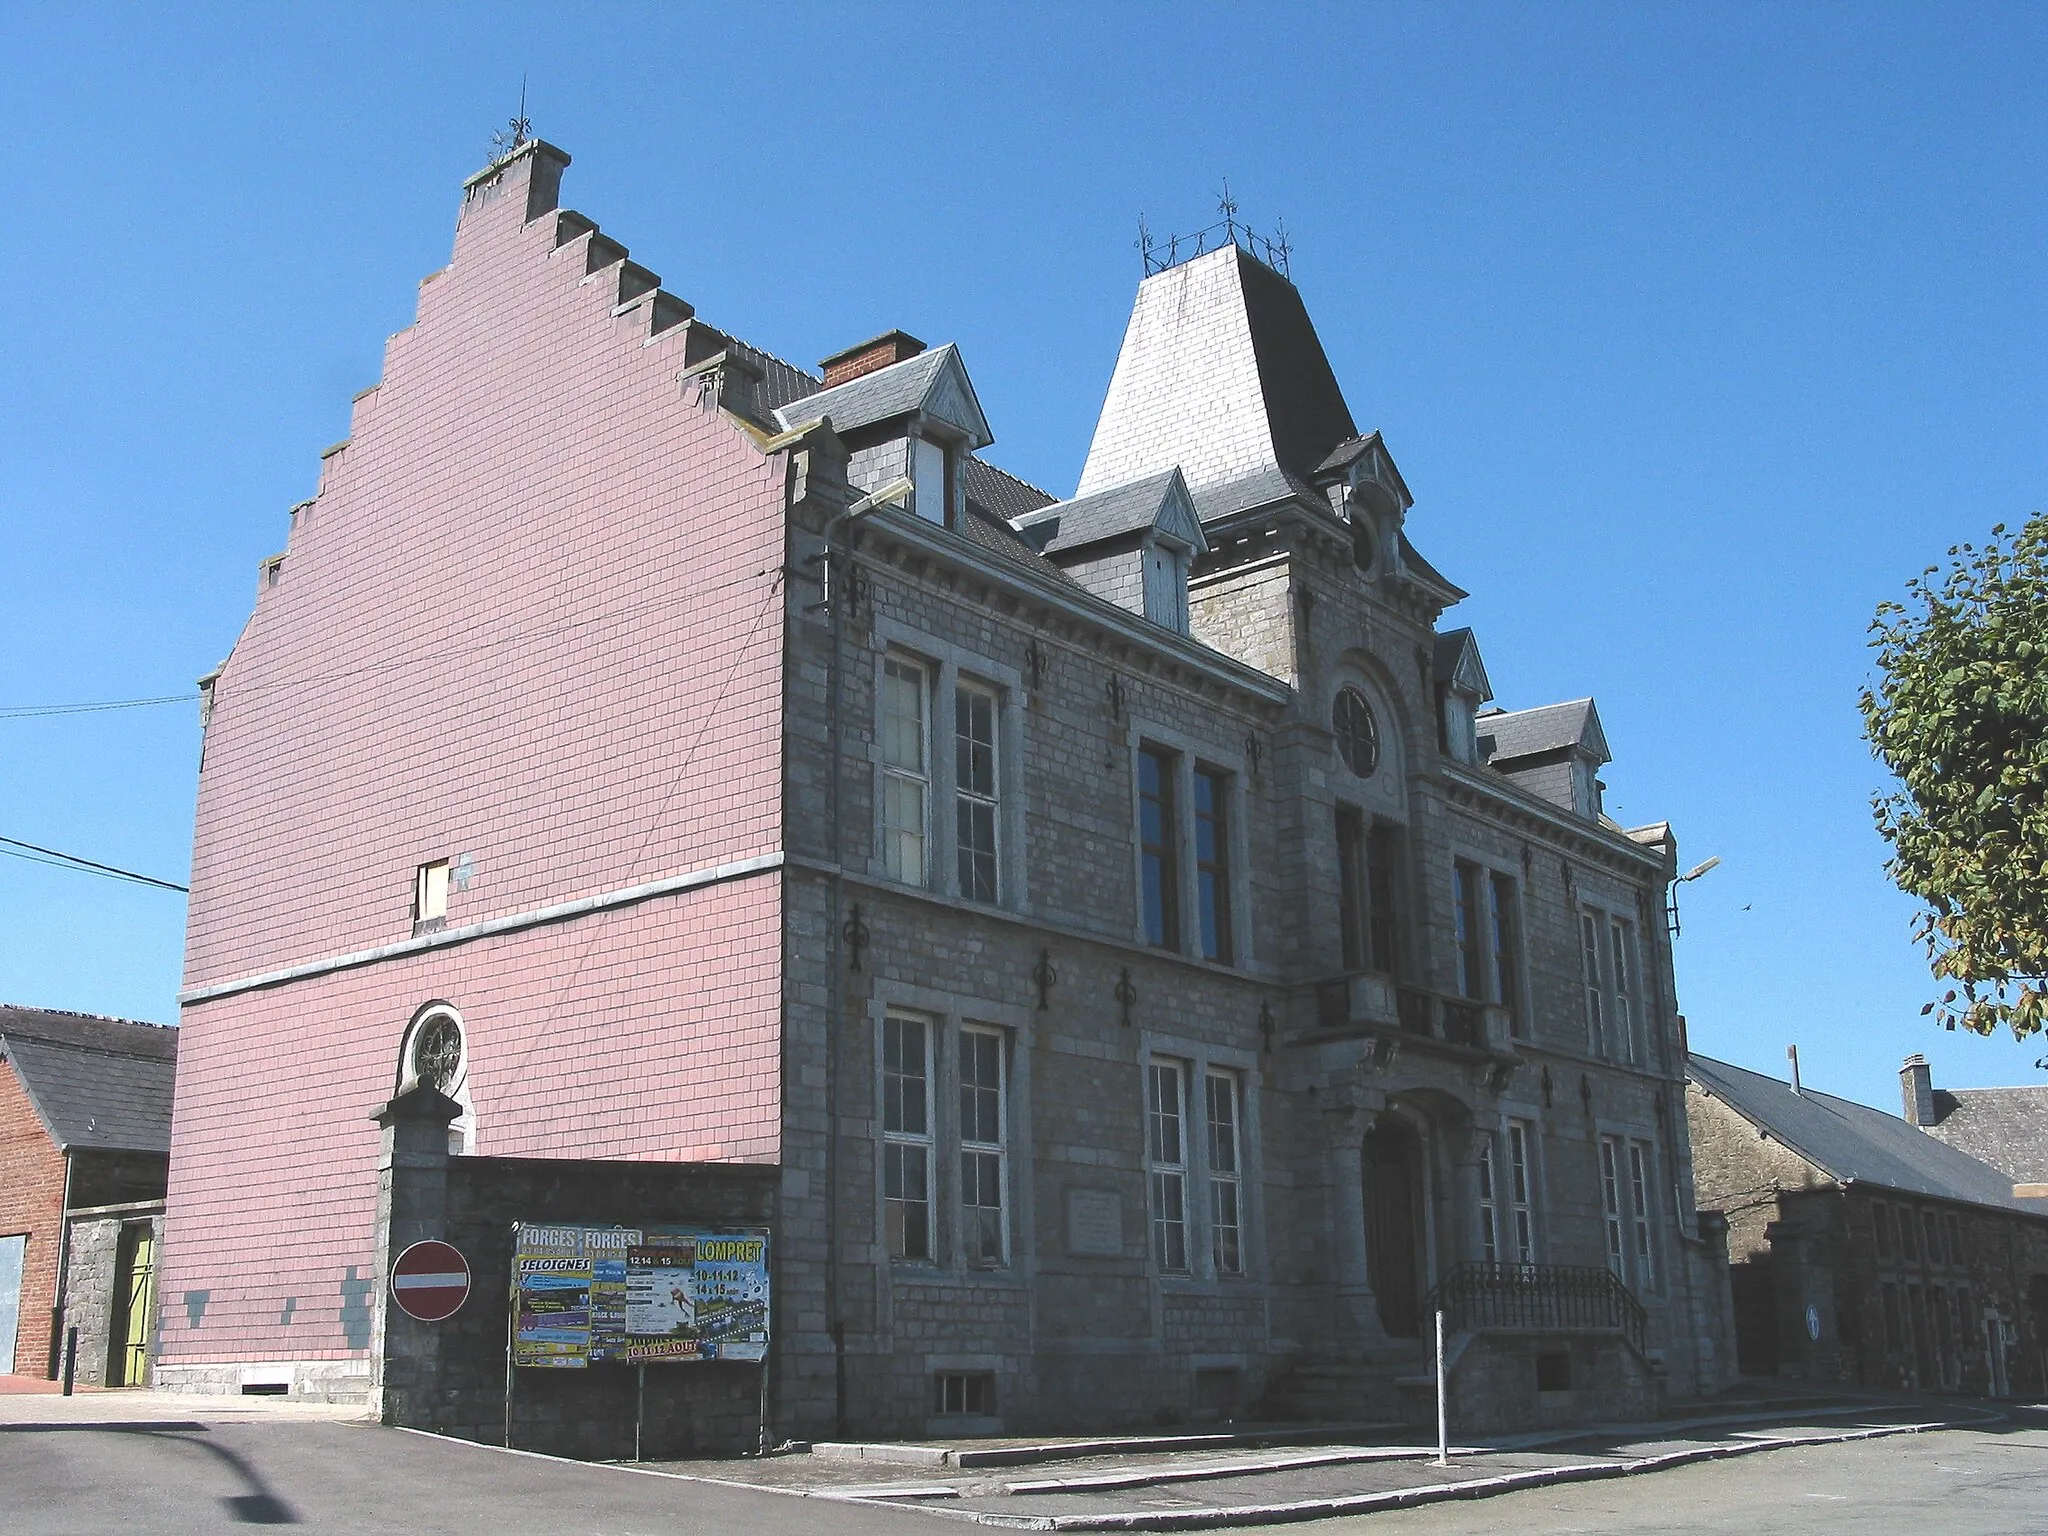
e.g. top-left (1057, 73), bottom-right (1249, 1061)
top-left (1077, 243), bottom-right (1361, 521)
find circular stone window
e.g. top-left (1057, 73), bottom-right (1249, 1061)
top-left (1333, 686), bottom-right (1381, 779)
top-left (410, 1013), bottom-right (463, 1092)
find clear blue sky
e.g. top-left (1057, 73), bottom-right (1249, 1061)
top-left (4, 3), bottom-right (2045, 1112)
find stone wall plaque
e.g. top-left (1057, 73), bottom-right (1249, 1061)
top-left (1065, 1188), bottom-right (1123, 1257)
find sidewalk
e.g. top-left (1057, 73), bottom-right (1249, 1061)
top-left (0, 1376), bottom-right (372, 1427)
top-left (637, 1394), bottom-right (2006, 1530)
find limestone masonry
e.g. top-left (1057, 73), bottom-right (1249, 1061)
top-left (161, 140), bottom-right (1735, 1439)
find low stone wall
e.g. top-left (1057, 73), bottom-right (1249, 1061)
top-left (1446, 1330), bottom-right (1662, 1435)
top-left (375, 1085), bottom-right (778, 1459)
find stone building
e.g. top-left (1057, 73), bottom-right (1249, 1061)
top-left (1899, 1053), bottom-right (2048, 1193)
top-left (0, 1005), bottom-right (176, 1384)
top-left (160, 140), bottom-right (1732, 1440)
top-left (1688, 1051), bottom-right (2048, 1396)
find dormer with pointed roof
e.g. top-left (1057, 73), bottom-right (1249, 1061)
top-left (776, 341), bottom-right (992, 529)
top-left (1477, 697), bottom-right (1612, 819)
top-left (1015, 468), bottom-right (1207, 633)
top-left (1432, 627), bottom-right (1494, 764)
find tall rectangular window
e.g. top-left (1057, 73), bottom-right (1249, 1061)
top-left (1336, 808), bottom-right (1368, 971)
top-left (1874, 1202), bottom-right (1895, 1258)
top-left (414, 860), bottom-right (450, 931)
top-left (1627, 1141), bottom-right (1656, 1288)
top-left (1900, 1202), bottom-right (1920, 1261)
top-left (1365, 823), bottom-right (1401, 975)
top-left (1477, 1138), bottom-right (1500, 1265)
top-left (1922, 1210), bottom-right (1942, 1265)
top-left (1508, 1122), bottom-right (1536, 1265)
top-left (1599, 1136), bottom-right (1626, 1281)
top-left (881, 656), bottom-right (931, 885)
top-left (954, 682), bottom-right (1000, 903)
top-left (1194, 768), bottom-right (1233, 964)
top-left (1609, 919), bottom-right (1637, 1064)
top-left (1945, 1213), bottom-right (1962, 1265)
top-left (1453, 862), bottom-right (1485, 999)
top-left (1139, 747), bottom-right (1180, 950)
top-left (1490, 873), bottom-right (1524, 1037)
top-left (1580, 912), bottom-right (1607, 1057)
top-left (882, 1014), bottom-right (933, 1260)
top-left (1206, 1070), bottom-right (1243, 1275)
top-left (1147, 1060), bottom-right (1189, 1272)
top-left (959, 1026), bottom-right (1007, 1266)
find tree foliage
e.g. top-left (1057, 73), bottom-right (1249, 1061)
top-left (1863, 514), bottom-right (2048, 1042)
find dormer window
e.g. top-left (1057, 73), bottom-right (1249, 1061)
top-left (913, 433), bottom-right (957, 527)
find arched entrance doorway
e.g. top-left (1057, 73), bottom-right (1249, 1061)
top-left (1362, 1115), bottom-right (1427, 1338)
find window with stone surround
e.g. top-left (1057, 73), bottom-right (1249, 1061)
top-left (1627, 1140), bottom-right (1656, 1289)
top-left (1507, 1122), bottom-right (1536, 1265)
top-left (1206, 1069), bottom-right (1244, 1275)
top-left (881, 655), bottom-right (932, 886)
top-left (959, 1025), bottom-right (1008, 1267)
top-left (1193, 767), bottom-right (1234, 965)
top-left (1477, 1138), bottom-right (1500, 1264)
top-left (882, 1011), bottom-right (934, 1261)
top-left (954, 681), bottom-right (1000, 904)
top-left (1139, 746), bottom-right (1181, 951)
top-left (1580, 912), bottom-right (1608, 1057)
top-left (1337, 810), bottom-right (1405, 976)
top-left (1454, 861), bottom-right (1486, 999)
top-left (1608, 918), bottom-right (1639, 1065)
top-left (1599, 1136), bottom-right (1626, 1280)
top-left (1147, 1058), bottom-right (1190, 1273)
top-left (1491, 873), bottom-right (1525, 1038)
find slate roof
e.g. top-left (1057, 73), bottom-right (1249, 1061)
top-left (1477, 698), bottom-right (1607, 765)
top-left (1014, 469), bottom-right (1204, 557)
top-left (1923, 1086), bottom-right (2048, 1185)
top-left (1687, 1053), bottom-right (2048, 1216)
top-left (773, 345), bottom-right (983, 442)
top-left (0, 1004), bottom-right (177, 1155)
top-left (958, 505), bottom-right (1079, 586)
top-left (962, 454), bottom-right (1056, 525)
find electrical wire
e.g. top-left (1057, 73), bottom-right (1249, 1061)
top-left (0, 836), bottom-right (188, 892)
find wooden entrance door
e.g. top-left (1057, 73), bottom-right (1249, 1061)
top-left (109, 1225), bottom-right (156, 1388)
top-left (1362, 1117), bottom-right (1426, 1338)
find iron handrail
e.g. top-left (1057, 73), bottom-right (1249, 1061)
top-left (1422, 1261), bottom-right (1647, 1355)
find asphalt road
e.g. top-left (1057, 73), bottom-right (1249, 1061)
top-left (1, 1413), bottom-right (2042, 1534)
top-left (0, 1419), bottom-right (954, 1536)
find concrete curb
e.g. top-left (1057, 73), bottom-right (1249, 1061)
top-left (948, 1418), bottom-right (1964, 1531)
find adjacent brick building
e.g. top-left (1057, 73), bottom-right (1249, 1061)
top-left (1688, 1051), bottom-right (2048, 1396)
top-left (0, 1006), bottom-right (176, 1383)
top-left (162, 140), bottom-right (1733, 1436)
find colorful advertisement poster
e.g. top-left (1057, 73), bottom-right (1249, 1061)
top-left (510, 1224), bottom-right (769, 1369)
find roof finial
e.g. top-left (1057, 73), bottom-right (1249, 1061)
top-left (1216, 177), bottom-right (1239, 245)
top-left (490, 74), bottom-right (533, 161)
top-left (1136, 212), bottom-right (1156, 275)
top-left (1271, 216), bottom-right (1293, 279)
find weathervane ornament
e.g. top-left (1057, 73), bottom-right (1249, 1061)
top-left (491, 76), bottom-right (533, 160)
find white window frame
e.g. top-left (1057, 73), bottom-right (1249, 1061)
top-left (1205, 1068), bottom-right (1244, 1276)
top-left (1147, 1058), bottom-right (1191, 1274)
top-left (882, 1011), bottom-right (935, 1262)
top-left (1609, 918), bottom-right (1638, 1066)
top-left (1580, 911), bottom-right (1608, 1057)
top-left (1507, 1121), bottom-right (1536, 1266)
top-left (1599, 1135), bottom-right (1627, 1281)
top-left (1627, 1139), bottom-right (1656, 1290)
top-left (880, 654), bottom-right (932, 887)
top-left (1476, 1138), bottom-right (1500, 1265)
top-left (958, 1024), bottom-right (1009, 1268)
top-left (953, 679), bottom-right (1002, 905)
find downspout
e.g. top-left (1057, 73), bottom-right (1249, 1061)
top-left (817, 476), bottom-right (912, 1438)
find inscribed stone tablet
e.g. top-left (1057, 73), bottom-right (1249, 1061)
top-left (1066, 1189), bottom-right (1123, 1257)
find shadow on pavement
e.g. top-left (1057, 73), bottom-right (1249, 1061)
top-left (0, 1422), bottom-right (300, 1525)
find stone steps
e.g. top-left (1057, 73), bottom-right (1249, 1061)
top-left (1259, 1345), bottom-right (1437, 1426)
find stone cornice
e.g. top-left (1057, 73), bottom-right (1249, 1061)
top-left (1434, 761), bottom-right (1670, 879)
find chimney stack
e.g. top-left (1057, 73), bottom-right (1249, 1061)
top-left (820, 330), bottom-right (925, 389)
top-left (1901, 1054), bottom-right (1935, 1126)
top-left (1787, 1044), bottom-right (1802, 1095)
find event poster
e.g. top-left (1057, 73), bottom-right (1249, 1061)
top-left (511, 1224), bottom-right (769, 1369)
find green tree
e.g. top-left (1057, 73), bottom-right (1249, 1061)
top-left (1862, 514), bottom-right (2048, 1043)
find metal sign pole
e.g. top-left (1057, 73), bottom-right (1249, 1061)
top-left (504, 1224), bottom-right (518, 1449)
top-left (634, 1363), bottom-right (646, 1463)
top-left (1433, 1308), bottom-right (1450, 1466)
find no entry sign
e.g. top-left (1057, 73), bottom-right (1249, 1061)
top-left (391, 1240), bottom-right (471, 1321)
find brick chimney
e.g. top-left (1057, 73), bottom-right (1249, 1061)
top-left (1901, 1054), bottom-right (1935, 1126)
top-left (820, 330), bottom-right (925, 388)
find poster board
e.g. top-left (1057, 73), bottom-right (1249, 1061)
top-left (511, 1223), bottom-right (769, 1369)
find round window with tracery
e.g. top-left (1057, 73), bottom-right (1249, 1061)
top-left (410, 1013), bottom-right (463, 1092)
top-left (1333, 686), bottom-right (1381, 779)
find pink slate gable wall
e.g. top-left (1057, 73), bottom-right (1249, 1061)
top-left (162, 145), bottom-right (787, 1367)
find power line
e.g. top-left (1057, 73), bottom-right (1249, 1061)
top-left (0, 694), bottom-right (196, 720)
top-left (0, 836), bottom-right (188, 893)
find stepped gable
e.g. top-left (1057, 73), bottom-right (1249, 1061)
top-left (1077, 242), bottom-right (1360, 522)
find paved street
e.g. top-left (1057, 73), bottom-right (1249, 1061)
top-left (0, 1397), bottom-right (2040, 1533)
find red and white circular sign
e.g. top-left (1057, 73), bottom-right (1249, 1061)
top-left (390, 1240), bottom-right (471, 1321)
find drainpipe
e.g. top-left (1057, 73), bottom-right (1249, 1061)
top-left (817, 476), bottom-right (912, 1438)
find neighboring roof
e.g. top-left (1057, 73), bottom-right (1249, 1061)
top-left (773, 343), bottom-right (992, 448)
top-left (1014, 469), bottom-right (1207, 557)
top-left (1433, 627), bottom-right (1493, 703)
top-left (1924, 1086), bottom-right (2048, 1185)
top-left (1477, 698), bottom-right (1608, 765)
top-left (1076, 244), bottom-right (1357, 523)
top-left (0, 1004), bottom-right (177, 1155)
top-left (962, 455), bottom-right (1057, 525)
top-left (957, 505), bottom-right (1080, 586)
top-left (1687, 1053), bottom-right (2048, 1216)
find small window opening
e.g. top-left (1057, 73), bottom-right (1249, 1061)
top-left (933, 1371), bottom-right (995, 1416)
top-left (1535, 1352), bottom-right (1571, 1392)
top-left (414, 860), bottom-right (450, 934)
